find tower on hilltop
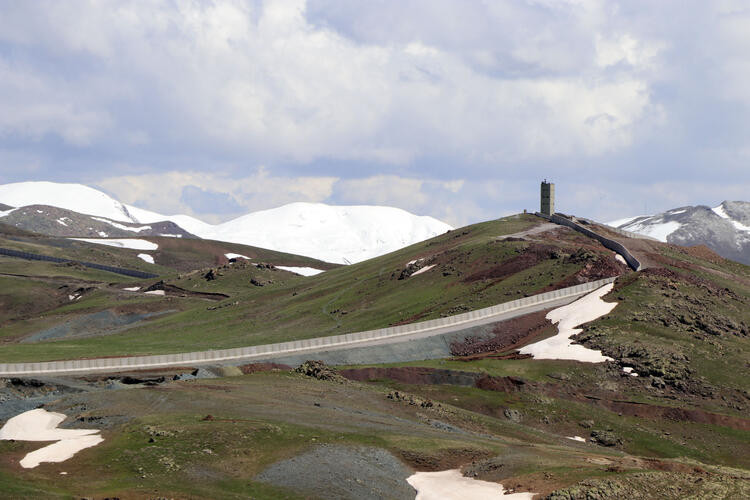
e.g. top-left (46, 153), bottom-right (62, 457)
top-left (540, 180), bottom-right (555, 215)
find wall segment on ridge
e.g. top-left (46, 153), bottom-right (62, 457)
top-left (535, 213), bottom-right (642, 271)
top-left (0, 277), bottom-right (617, 376)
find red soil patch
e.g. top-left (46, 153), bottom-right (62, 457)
top-left (582, 396), bottom-right (750, 431)
top-left (544, 256), bottom-right (623, 290)
top-left (683, 245), bottom-right (725, 264)
top-left (339, 366), bottom-right (479, 386)
top-left (238, 362), bottom-right (291, 374)
top-left (450, 310), bottom-right (553, 357)
top-left (475, 375), bottom-right (529, 392)
top-left (462, 243), bottom-right (561, 282)
top-left (400, 448), bottom-right (494, 472)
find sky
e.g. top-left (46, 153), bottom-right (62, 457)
top-left (0, 0), bottom-right (749, 226)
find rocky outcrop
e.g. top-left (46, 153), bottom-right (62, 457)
top-left (0, 204), bottom-right (195, 238)
top-left (295, 360), bottom-right (345, 383)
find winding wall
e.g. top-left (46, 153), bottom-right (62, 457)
top-left (0, 277), bottom-right (616, 376)
top-left (0, 247), bottom-right (158, 279)
top-left (535, 213), bottom-right (642, 271)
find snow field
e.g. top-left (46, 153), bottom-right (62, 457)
top-left (276, 266), bottom-right (325, 276)
top-left (713, 204), bottom-right (750, 231)
top-left (137, 253), bottom-right (155, 264)
top-left (225, 253), bottom-right (250, 260)
top-left (407, 469), bottom-right (535, 499)
top-left (621, 220), bottom-right (681, 242)
top-left (0, 409), bottom-right (104, 469)
top-left (519, 283), bottom-right (617, 363)
top-left (70, 238), bottom-right (159, 251)
top-left (0, 182), bottom-right (133, 221)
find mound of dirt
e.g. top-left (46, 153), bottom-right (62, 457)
top-left (256, 444), bottom-right (415, 500)
top-left (400, 448), bottom-right (494, 472)
top-left (295, 360), bottom-right (346, 383)
top-left (340, 367), bottom-right (478, 386)
top-left (450, 310), bottom-right (553, 357)
top-left (238, 362), bottom-right (291, 374)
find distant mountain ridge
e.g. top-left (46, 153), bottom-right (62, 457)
top-left (610, 201), bottom-right (750, 265)
top-left (0, 181), bottom-right (453, 264)
top-left (0, 204), bottom-right (195, 239)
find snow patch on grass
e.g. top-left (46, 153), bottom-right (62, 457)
top-left (410, 264), bottom-right (436, 276)
top-left (123, 286), bottom-right (141, 291)
top-left (225, 253), bottom-right (250, 260)
top-left (144, 290), bottom-right (165, 296)
top-left (567, 436), bottom-right (586, 442)
top-left (519, 283), bottom-right (617, 363)
top-left (407, 469), bottom-right (535, 499)
top-left (276, 266), bottom-right (324, 276)
top-left (70, 238), bottom-right (158, 250)
top-left (0, 409), bottom-right (103, 469)
top-left (137, 253), bottom-right (154, 264)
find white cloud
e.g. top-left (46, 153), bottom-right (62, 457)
top-left (0, 0), bottom-right (662, 163)
top-left (97, 168), bottom-right (338, 222)
top-left (0, 60), bottom-right (113, 146)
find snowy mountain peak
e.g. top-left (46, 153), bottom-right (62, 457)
top-left (610, 200), bottom-right (750, 265)
top-left (0, 181), bottom-right (453, 264)
top-left (0, 182), bottom-right (134, 222)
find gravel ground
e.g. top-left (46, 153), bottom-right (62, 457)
top-left (256, 444), bottom-right (416, 500)
top-left (21, 309), bottom-right (173, 343)
top-left (255, 323), bottom-right (499, 367)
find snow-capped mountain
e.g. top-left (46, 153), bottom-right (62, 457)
top-left (610, 201), bottom-right (750, 265)
top-left (0, 181), bottom-right (453, 264)
top-left (0, 182), bottom-right (137, 222)
top-left (0, 204), bottom-right (194, 239)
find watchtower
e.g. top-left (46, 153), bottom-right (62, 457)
top-left (540, 180), bottom-right (555, 215)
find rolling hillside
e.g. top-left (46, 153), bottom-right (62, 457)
top-left (0, 214), bottom-right (627, 361)
top-left (1, 212), bottom-right (748, 499)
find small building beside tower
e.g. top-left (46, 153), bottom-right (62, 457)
top-left (540, 180), bottom-right (555, 215)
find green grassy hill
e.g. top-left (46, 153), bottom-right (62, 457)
top-left (0, 214), bottom-right (626, 361)
top-left (0, 213), bottom-right (749, 498)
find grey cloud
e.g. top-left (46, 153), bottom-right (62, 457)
top-left (180, 185), bottom-right (244, 215)
top-left (0, 0), bottom-right (748, 225)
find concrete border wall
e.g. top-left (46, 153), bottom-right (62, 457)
top-left (0, 277), bottom-right (616, 376)
top-left (535, 213), bottom-right (642, 271)
top-left (0, 247), bottom-right (158, 279)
